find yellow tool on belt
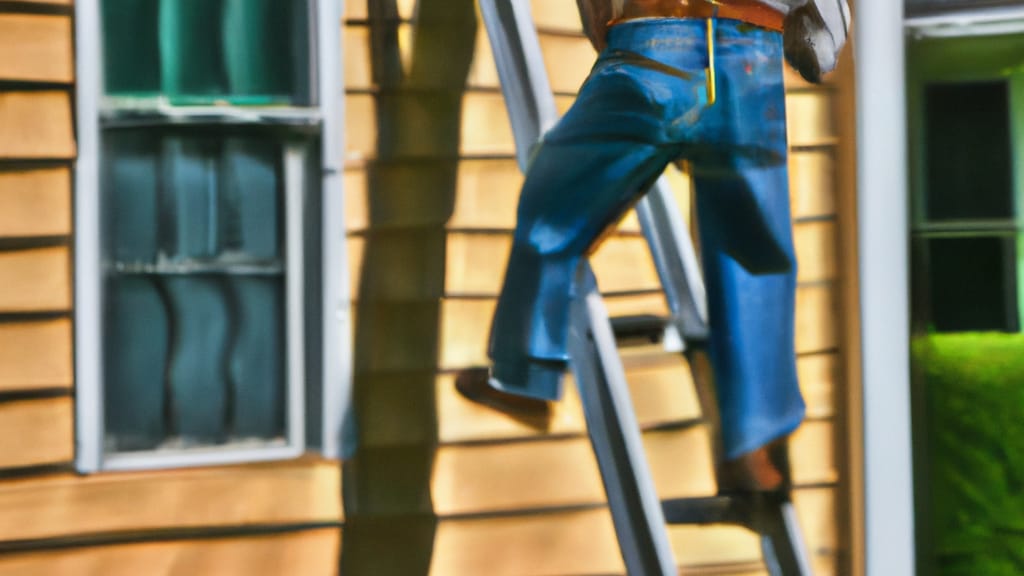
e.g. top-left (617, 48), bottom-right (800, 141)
top-left (705, 0), bottom-right (720, 106)
top-left (705, 17), bottom-right (717, 105)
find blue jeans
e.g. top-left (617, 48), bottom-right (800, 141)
top-left (488, 18), bottom-right (805, 459)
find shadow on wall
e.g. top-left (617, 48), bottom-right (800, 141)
top-left (341, 0), bottom-right (477, 574)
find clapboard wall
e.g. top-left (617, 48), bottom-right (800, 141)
top-left (343, 0), bottom-right (851, 574)
top-left (0, 3), bottom-right (343, 575)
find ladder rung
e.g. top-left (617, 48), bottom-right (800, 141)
top-left (679, 326), bottom-right (710, 346)
top-left (663, 492), bottom-right (797, 533)
top-left (663, 494), bottom-right (814, 575)
top-left (609, 315), bottom-right (711, 348)
top-left (610, 314), bottom-right (668, 344)
top-left (662, 495), bottom-right (744, 526)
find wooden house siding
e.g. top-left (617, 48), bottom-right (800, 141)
top-left (0, 6), bottom-right (76, 479)
top-left (0, 529), bottom-right (340, 576)
top-left (343, 0), bottom-right (852, 575)
top-left (0, 3), bottom-right (344, 574)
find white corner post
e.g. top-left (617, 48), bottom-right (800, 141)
top-left (74, 0), bottom-right (104, 474)
top-left (319, 0), bottom-right (353, 459)
top-left (855, 0), bottom-right (917, 574)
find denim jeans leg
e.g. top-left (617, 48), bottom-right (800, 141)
top-left (693, 162), bottom-right (805, 460)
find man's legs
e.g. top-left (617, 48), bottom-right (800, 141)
top-left (462, 18), bottom-right (803, 491)
top-left (693, 162), bottom-right (805, 469)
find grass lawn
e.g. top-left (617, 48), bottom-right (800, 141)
top-left (913, 333), bottom-right (1024, 575)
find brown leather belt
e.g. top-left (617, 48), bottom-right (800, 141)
top-left (610, 0), bottom-right (785, 32)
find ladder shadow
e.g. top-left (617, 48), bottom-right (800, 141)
top-left (341, 0), bottom-right (478, 573)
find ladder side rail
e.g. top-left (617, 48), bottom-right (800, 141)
top-left (635, 178), bottom-right (709, 342)
top-left (479, 0), bottom-right (711, 340)
top-left (477, 0), bottom-right (559, 170)
top-left (758, 498), bottom-right (815, 576)
top-left (478, 0), bottom-right (709, 337)
top-left (568, 265), bottom-right (679, 576)
top-left (478, 7), bottom-right (676, 568)
top-left (637, 178), bottom-right (722, 467)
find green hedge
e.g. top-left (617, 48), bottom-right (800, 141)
top-left (912, 333), bottom-right (1024, 575)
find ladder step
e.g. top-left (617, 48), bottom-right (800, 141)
top-left (663, 492), bottom-right (793, 531)
top-left (664, 493), bottom-right (815, 576)
top-left (662, 495), bottom-right (745, 526)
top-left (610, 314), bottom-right (669, 344)
top-left (610, 314), bottom-right (710, 348)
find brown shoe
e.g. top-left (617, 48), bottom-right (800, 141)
top-left (454, 367), bottom-right (552, 426)
top-left (716, 438), bottom-right (792, 494)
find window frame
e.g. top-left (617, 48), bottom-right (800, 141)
top-left (74, 0), bottom-right (351, 473)
top-left (908, 1), bottom-right (1024, 17)
top-left (905, 3), bottom-right (1024, 35)
top-left (906, 27), bottom-right (1024, 333)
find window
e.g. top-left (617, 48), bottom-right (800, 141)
top-left (907, 30), bottom-right (1024, 335)
top-left (75, 0), bottom-right (350, 471)
top-left (914, 80), bottom-right (1020, 332)
top-left (101, 0), bottom-right (310, 106)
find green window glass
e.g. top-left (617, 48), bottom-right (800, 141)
top-left (102, 130), bottom-right (289, 451)
top-left (102, 0), bottom-right (311, 105)
top-left (96, 0), bottom-right (319, 462)
top-left (916, 81), bottom-right (1019, 333)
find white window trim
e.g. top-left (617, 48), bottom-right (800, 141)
top-left (74, 0), bottom-right (352, 472)
top-left (75, 0), bottom-right (104, 473)
top-left (856, 0), bottom-right (916, 574)
top-left (318, 0), bottom-right (352, 461)
top-left (906, 4), bottom-right (1024, 37)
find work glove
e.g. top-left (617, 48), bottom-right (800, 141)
top-left (783, 0), bottom-right (852, 83)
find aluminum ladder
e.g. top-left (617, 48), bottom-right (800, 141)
top-left (478, 1), bottom-right (814, 574)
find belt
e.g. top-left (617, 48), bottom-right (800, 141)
top-left (610, 0), bottom-right (785, 32)
top-left (608, 0), bottom-right (782, 106)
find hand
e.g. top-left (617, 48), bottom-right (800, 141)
top-left (783, 0), bottom-right (851, 84)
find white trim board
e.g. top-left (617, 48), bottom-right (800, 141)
top-left (856, 0), bottom-right (917, 574)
